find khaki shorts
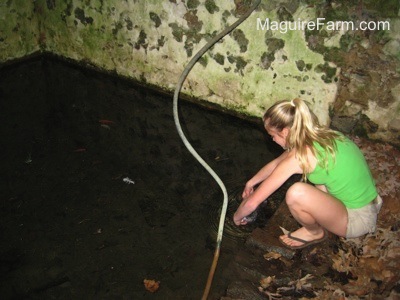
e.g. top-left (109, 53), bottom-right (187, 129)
top-left (346, 195), bottom-right (383, 238)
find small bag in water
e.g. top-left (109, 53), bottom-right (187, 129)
top-left (242, 209), bottom-right (258, 224)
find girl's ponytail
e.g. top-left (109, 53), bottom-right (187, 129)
top-left (289, 99), bottom-right (319, 146)
top-left (264, 98), bottom-right (341, 179)
top-left (288, 98), bottom-right (320, 175)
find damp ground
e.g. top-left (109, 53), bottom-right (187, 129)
top-left (0, 57), bottom-right (290, 299)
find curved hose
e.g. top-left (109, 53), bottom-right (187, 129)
top-left (172, 1), bottom-right (261, 299)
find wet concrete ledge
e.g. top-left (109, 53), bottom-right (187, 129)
top-left (245, 201), bottom-right (298, 259)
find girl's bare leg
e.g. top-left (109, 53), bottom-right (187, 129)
top-left (280, 182), bottom-right (348, 247)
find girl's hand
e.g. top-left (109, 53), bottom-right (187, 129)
top-left (239, 217), bottom-right (248, 225)
top-left (242, 183), bottom-right (254, 199)
top-left (233, 215), bottom-right (248, 226)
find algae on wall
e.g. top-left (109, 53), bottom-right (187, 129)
top-left (0, 0), bottom-right (40, 61)
top-left (1, 0), bottom-right (399, 145)
top-left (37, 0), bottom-right (339, 125)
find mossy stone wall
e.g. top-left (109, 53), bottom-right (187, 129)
top-left (1, 0), bottom-right (399, 145)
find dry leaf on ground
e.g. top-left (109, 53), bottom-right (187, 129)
top-left (143, 279), bottom-right (160, 293)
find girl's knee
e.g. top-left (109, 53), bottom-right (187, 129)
top-left (286, 182), bottom-right (308, 205)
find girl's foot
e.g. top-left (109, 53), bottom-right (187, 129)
top-left (279, 227), bottom-right (328, 249)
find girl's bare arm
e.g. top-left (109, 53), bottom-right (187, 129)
top-left (242, 150), bottom-right (289, 198)
top-left (235, 150), bottom-right (302, 224)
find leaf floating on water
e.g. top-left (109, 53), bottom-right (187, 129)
top-left (143, 279), bottom-right (160, 293)
top-left (99, 119), bottom-right (114, 125)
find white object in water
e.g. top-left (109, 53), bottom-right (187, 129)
top-left (122, 177), bottom-right (135, 185)
top-left (241, 210), bottom-right (258, 224)
top-left (25, 153), bottom-right (32, 164)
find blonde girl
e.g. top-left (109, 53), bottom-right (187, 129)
top-left (233, 98), bottom-right (382, 249)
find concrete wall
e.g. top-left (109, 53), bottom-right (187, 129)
top-left (1, 0), bottom-right (399, 145)
top-left (0, 0), bottom-right (41, 60)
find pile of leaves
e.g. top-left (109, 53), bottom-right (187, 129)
top-left (257, 137), bottom-right (400, 299)
top-left (352, 136), bottom-right (400, 226)
top-left (327, 136), bottom-right (400, 298)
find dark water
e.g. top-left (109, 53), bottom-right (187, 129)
top-left (0, 57), bottom-right (283, 299)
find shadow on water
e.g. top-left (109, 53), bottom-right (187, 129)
top-left (0, 57), bottom-right (283, 299)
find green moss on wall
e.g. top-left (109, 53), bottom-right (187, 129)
top-left (205, 0), bottom-right (219, 14)
top-left (112, 21), bottom-right (123, 35)
top-left (213, 53), bottom-right (225, 65)
top-left (198, 56), bottom-right (208, 67)
top-left (363, 0), bottom-right (400, 18)
top-left (46, 0), bottom-right (56, 10)
top-left (232, 29), bottom-right (248, 53)
top-left (233, 0), bottom-right (252, 17)
top-left (169, 23), bottom-right (184, 42)
top-left (187, 0), bottom-right (200, 10)
top-left (125, 17), bottom-right (133, 31)
top-left (135, 30), bottom-right (147, 50)
top-left (149, 12), bottom-right (161, 28)
top-left (157, 36), bottom-right (165, 48)
top-left (1, 0), bottom-right (398, 146)
top-left (296, 60), bottom-right (305, 72)
top-left (259, 37), bottom-right (285, 70)
top-left (315, 62), bottom-right (337, 84)
top-left (169, 10), bottom-right (206, 57)
top-left (260, 52), bottom-right (274, 70)
top-left (266, 37), bottom-right (285, 53)
top-left (74, 7), bottom-right (93, 25)
top-left (0, 0), bottom-right (40, 61)
top-left (277, 6), bottom-right (293, 22)
top-left (227, 55), bottom-right (247, 74)
top-left (61, 2), bottom-right (72, 23)
top-left (184, 11), bottom-right (203, 31)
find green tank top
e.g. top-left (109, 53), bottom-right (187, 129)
top-left (307, 137), bottom-right (377, 209)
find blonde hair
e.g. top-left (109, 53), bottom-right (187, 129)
top-left (263, 98), bottom-right (342, 179)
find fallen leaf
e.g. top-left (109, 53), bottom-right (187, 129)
top-left (263, 251), bottom-right (282, 260)
top-left (143, 279), bottom-right (160, 293)
top-left (99, 119), bottom-right (114, 125)
top-left (260, 276), bottom-right (275, 289)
